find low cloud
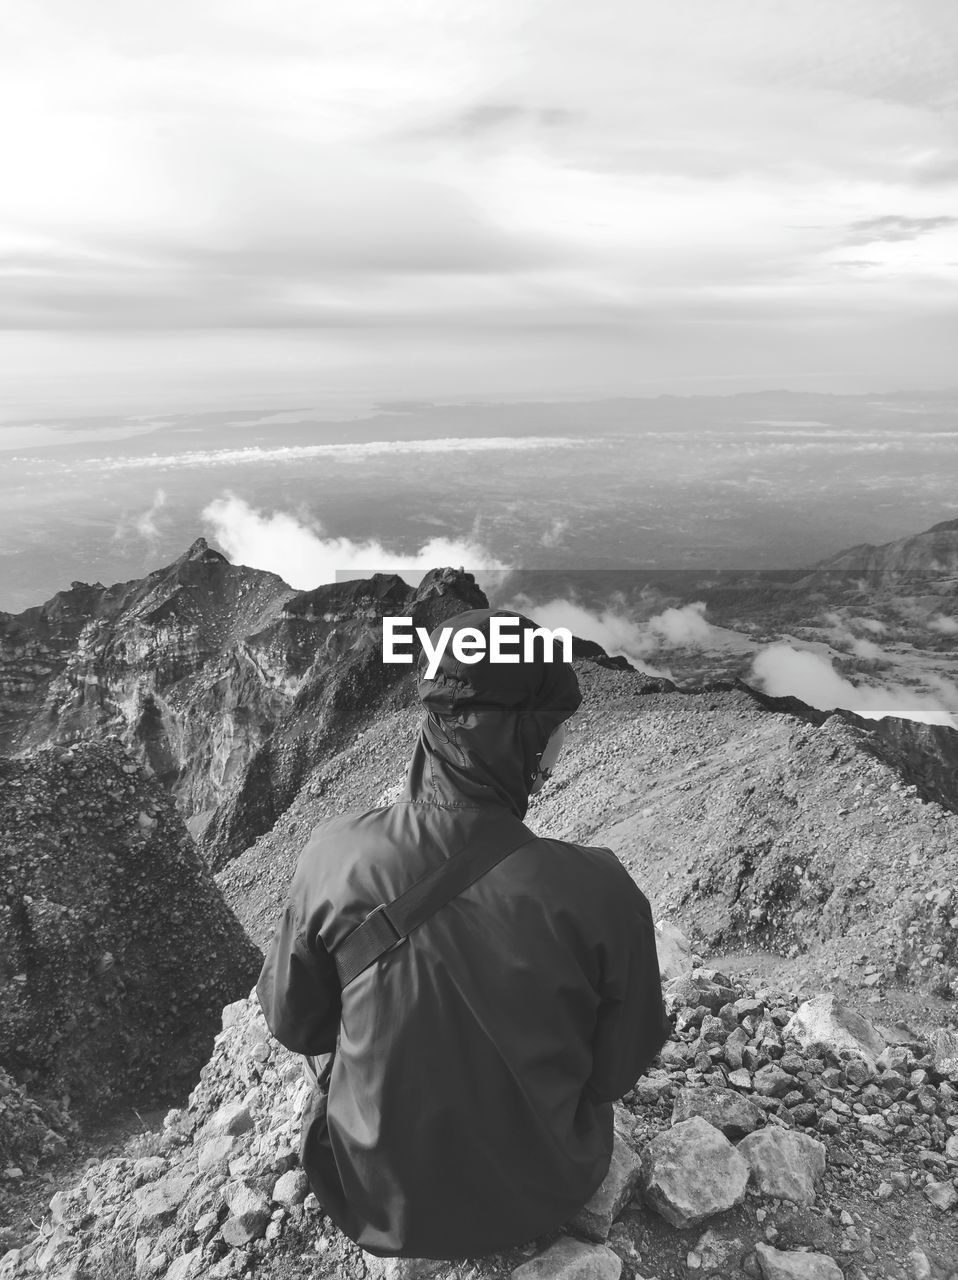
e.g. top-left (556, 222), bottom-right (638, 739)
top-left (928, 614), bottom-right (958, 635)
top-left (539, 518), bottom-right (569, 548)
top-left (502, 595), bottom-right (722, 677)
top-left (201, 493), bottom-right (505, 590)
top-left (76, 436), bottom-right (589, 474)
top-left (749, 643), bottom-right (957, 727)
top-left (647, 601), bottom-right (712, 647)
top-left (135, 488), bottom-right (168, 540)
top-left (113, 487), bottom-right (168, 544)
top-left (849, 637), bottom-right (884, 660)
top-left (821, 610), bottom-right (890, 662)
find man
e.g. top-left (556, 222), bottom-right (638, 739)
top-left (257, 608), bottom-right (667, 1260)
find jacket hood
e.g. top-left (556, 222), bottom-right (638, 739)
top-left (401, 609), bottom-right (582, 820)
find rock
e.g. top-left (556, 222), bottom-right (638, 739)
top-left (33, 1224), bottom-right (74, 1272)
top-left (165, 1248), bottom-right (205, 1280)
top-left (133, 1175), bottom-right (193, 1228)
top-left (640, 1115), bottom-right (749, 1228)
top-left (783, 996), bottom-right (884, 1065)
top-left (220, 1181), bottom-right (271, 1246)
top-left (631, 1074), bottom-right (670, 1105)
top-left (510, 1235), bottom-right (622, 1280)
top-left (738, 1129), bottom-right (826, 1206)
top-left (689, 1227), bottom-right (743, 1272)
top-left (665, 974), bottom-right (737, 1014)
top-left (923, 1179), bottom-right (957, 1211)
top-left (671, 1085), bottom-right (764, 1138)
top-left (752, 1065), bottom-right (794, 1098)
top-left (362, 1258), bottom-right (448, 1280)
top-left (197, 1134), bottom-right (246, 1175)
top-left (908, 1249), bottom-right (932, 1280)
top-left (569, 1130), bottom-right (642, 1242)
top-left (929, 1028), bottom-right (958, 1078)
top-left (205, 1102), bottom-right (254, 1138)
top-left (221, 1000), bottom-right (249, 1030)
top-left (132, 1156), bottom-right (168, 1185)
top-left (754, 1242), bottom-right (843, 1280)
top-left (655, 921), bottom-right (694, 982)
top-left (271, 1168), bottom-right (309, 1207)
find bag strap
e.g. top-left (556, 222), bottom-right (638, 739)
top-left (332, 818), bottom-right (537, 989)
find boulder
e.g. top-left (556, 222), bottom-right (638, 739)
top-left (738, 1128), bottom-right (826, 1205)
top-left (929, 1029), bottom-right (958, 1079)
top-left (640, 1115), bottom-right (749, 1228)
top-left (754, 1243), bottom-right (842, 1280)
top-left (783, 996), bottom-right (884, 1064)
top-left (205, 1101), bottom-right (254, 1139)
top-left (197, 1133), bottom-right (246, 1176)
top-left (132, 1175), bottom-right (193, 1229)
top-left (664, 973), bottom-right (737, 1014)
top-left (569, 1129), bottom-right (643, 1242)
top-left (165, 1249), bottom-right (205, 1280)
top-left (511, 1236), bottom-right (622, 1280)
top-left (923, 1180), bottom-right (957, 1211)
top-left (271, 1168), bottom-right (310, 1207)
top-left (672, 1086), bottom-right (764, 1138)
top-left (752, 1065), bottom-right (795, 1098)
top-left (654, 922), bottom-right (693, 982)
top-left (220, 1181), bottom-right (270, 1246)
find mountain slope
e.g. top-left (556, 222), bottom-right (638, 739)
top-left (0, 545), bottom-right (487, 869)
top-left (0, 740), bottom-right (261, 1113)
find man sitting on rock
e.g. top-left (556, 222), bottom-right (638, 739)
top-left (257, 608), bottom-right (667, 1260)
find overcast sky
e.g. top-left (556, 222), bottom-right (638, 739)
top-left (2, 0), bottom-right (958, 415)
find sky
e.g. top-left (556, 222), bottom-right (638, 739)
top-left (2, 0), bottom-right (958, 416)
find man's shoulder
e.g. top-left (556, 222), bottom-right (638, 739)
top-left (294, 805), bottom-right (393, 869)
top-left (520, 833), bottom-right (631, 884)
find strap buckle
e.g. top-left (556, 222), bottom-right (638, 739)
top-left (363, 903), bottom-right (407, 951)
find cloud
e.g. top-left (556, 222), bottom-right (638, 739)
top-left (501, 595), bottom-right (723, 675)
top-left (646, 601), bottom-right (713, 647)
top-left (749, 643), bottom-right (957, 727)
top-left (71, 435), bottom-right (590, 473)
top-left (928, 614), bottom-right (958, 634)
top-left (849, 637), bottom-right (884, 660)
top-left (113, 486), bottom-right (168, 544)
top-left (539, 517), bottom-right (568, 548)
top-left (842, 215), bottom-right (958, 246)
top-left (201, 493), bottom-right (506, 590)
top-left (821, 610), bottom-right (890, 662)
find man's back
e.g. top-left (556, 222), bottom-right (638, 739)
top-left (257, 608), bottom-right (667, 1259)
top-left (258, 797), bottom-right (665, 1259)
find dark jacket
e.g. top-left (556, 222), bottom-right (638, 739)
top-left (257, 642), bottom-right (667, 1259)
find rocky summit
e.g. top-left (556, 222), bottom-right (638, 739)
top-left (2, 967), bottom-right (956, 1280)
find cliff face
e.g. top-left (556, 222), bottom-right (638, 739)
top-left (0, 545), bottom-right (486, 869)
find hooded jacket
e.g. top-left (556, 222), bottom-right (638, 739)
top-left (257, 610), bottom-right (667, 1259)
